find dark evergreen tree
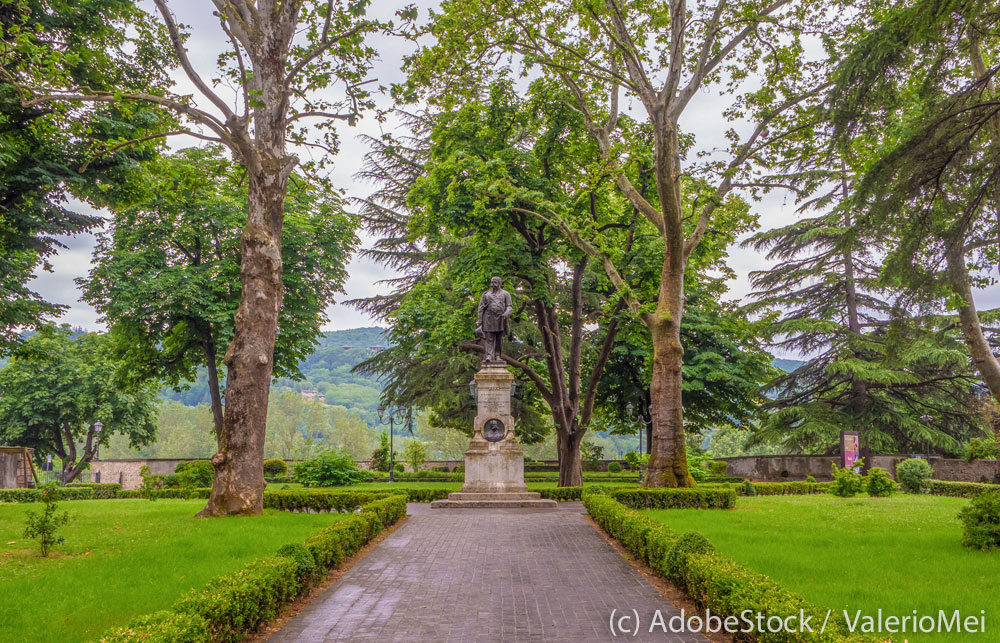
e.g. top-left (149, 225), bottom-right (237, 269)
top-left (744, 175), bottom-right (987, 457)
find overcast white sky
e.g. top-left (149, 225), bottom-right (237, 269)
top-left (28, 1), bottom-right (1000, 352)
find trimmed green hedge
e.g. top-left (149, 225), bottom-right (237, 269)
top-left (703, 475), bottom-right (744, 484)
top-left (118, 488), bottom-right (212, 500)
top-left (263, 489), bottom-right (390, 512)
top-left (928, 480), bottom-right (1000, 497)
top-left (0, 486), bottom-right (95, 502)
top-left (584, 494), bottom-right (858, 642)
top-left (98, 611), bottom-right (209, 643)
top-left (384, 488), bottom-right (451, 502)
top-left (539, 487), bottom-right (582, 501)
top-left (67, 483), bottom-right (123, 499)
top-left (98, 494), bottom-right (407, 642)
top-left (718, 481), bottom-right (834, 496)
top-left (610, 488), bottom-right (737, 509)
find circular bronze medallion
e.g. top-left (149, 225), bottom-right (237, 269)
top-left (483, 418), bottom-right (505, 442)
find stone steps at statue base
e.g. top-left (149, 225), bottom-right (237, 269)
top-left (429, 491), bottom-right (558, 509)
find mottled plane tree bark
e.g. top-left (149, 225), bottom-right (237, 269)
top-left (3, 0), bottom-right (401, 514)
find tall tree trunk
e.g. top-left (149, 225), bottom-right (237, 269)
top-left (644, 118), bottom-right (693, 488)
top-left (842, 208), bottom-right (871, 471)
top-left (196, 12), bottom-right (293, 516)
top-left (557, 428), bottom-right (583, 487)
top-left (203, 338), bottom-right (224, 438)
top-left (198, 160), bottom-right (286, 516)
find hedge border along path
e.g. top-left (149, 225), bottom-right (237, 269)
top-left (96, 492), bottom-right (407, 642)
top-left (583, 492), bottom-right (884, 643)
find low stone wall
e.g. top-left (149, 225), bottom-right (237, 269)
top-left (90, 459), bottom-right (192, 490)
top-left (716, 455), bottom-right (999, 483)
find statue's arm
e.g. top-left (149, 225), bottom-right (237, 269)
top-left (503, 292), bottom-right (513, 317)
top-left (477, 293), bottom-right (486, 325)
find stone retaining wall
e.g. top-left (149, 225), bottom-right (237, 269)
top-left (716, 454), bottom-right (999, 482)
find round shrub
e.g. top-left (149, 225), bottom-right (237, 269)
top-left (393, 462), bottom-right (404, 474)
top-left (276, 542), bottom-right (318, 581)
top-left (805, 474), bottom-right (817, 483)
top-left (663, 531), bottom-right (715, 582)
top-left (959, 492), bottom-right (1000, 550)
top-left (896, 458), bottom-right (933, 494)
top-left (607, 462), bottom-right (623, 473)
top-left (741, 479), bottom-right (757, 496)
top-left (263, 459), bottom-right (288, 478)
top-left (866, 467), bottom-right (895, 497)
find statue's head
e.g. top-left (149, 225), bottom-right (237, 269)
top-left (490, 276), bottom-right (502, 290)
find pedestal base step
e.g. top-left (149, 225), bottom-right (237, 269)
top-left (430, 491), bottom-right (558, 509)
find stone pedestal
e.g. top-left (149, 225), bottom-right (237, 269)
top-left (431, 363), bottom-right (556, 509)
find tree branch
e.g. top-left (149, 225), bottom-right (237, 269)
top-left (152, 0), bottom-right (237, 123)
top-left (79, 129), bottom-right (224, 172)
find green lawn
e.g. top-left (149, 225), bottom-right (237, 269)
top-left (647, 494), bottom-right (996, 642)
top-left (0, 499), bottom-right (347, 643)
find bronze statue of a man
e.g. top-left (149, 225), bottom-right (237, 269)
top-left (476, 276), bottom-right (513, 363)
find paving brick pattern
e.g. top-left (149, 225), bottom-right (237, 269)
top-left (269, 502), bottom-right (706, 642)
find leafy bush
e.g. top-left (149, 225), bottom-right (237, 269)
top-left (393, 462), bottom-right (404, 474)
top-left (98, 610), bottom-right (209, 642)
top-left (741, 479), bottom-right (757, 497)
top-left (138, 465), bottom-right (167, 501)
top-left (607, 461), bottom-right (623, 473)
top-left (610, 488), bottom-right (736, 509)
top-left (167, 461), bottom-right (214, 488)
top-left (831, 461), bottom-right (865, 497)
top-left (370, 432), bottom-right (390, 472)
top-left (896, 458), bottom-right (934, 494)
top-left (293, 449), bottom-right (366, 487)
top-left (263, 459), bottom-right (288, 478)
top-left (965, 437), bottom-right (1000, 462)
top-left (706, 460), bottom-right (729, 476)
top-left (959, 492), bottom-right (1000, 550)
top-left (866, 467), bottom-right (895, 497)
top-left (687, 452), bottom-right (710, 482)
top-left (22, 483), bottom-right (69, 556)
top-left (430, 465), bottom-right (450, 472)
top-left (623, 451), bottom-right (640, 471)
top-left (581, 440), bottom-right (604, 471)
top-left (805, 474), bottom-right (817, 483)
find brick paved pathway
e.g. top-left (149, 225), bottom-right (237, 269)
top-left (269, 502), bottom-right (706, 642)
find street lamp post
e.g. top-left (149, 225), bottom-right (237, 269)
top-left (92, 420), bottom-right (103, 483)
top-left (626, 403), bottom-right (646, 482)
top-left (377, 405), bottom-right (407, 482)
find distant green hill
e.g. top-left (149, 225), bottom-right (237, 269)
top-left (160, 327), bottom-right (387, 421)
top-left (772, 357), bottom-right (807, 373)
